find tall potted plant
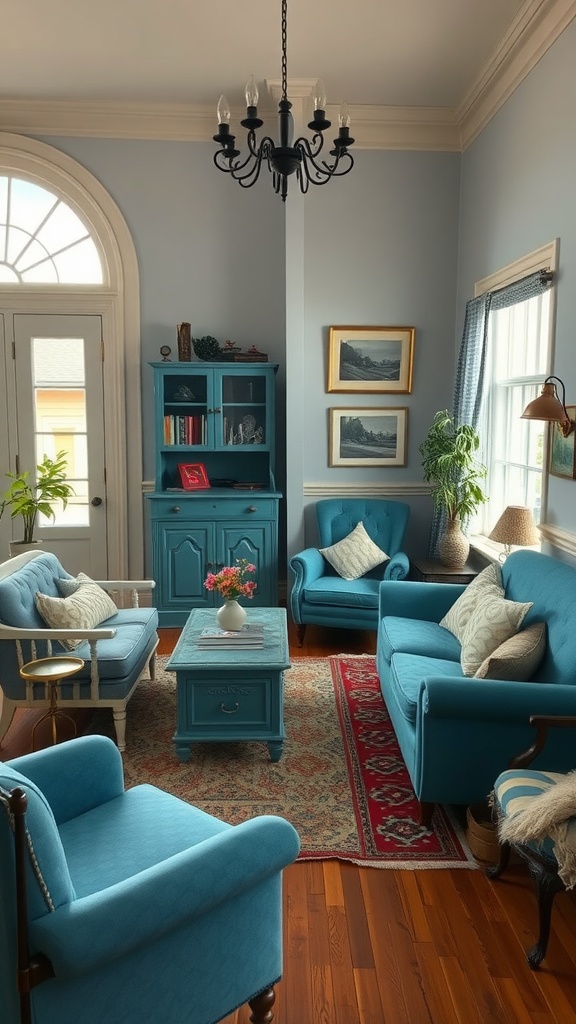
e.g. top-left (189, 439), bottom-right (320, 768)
top-left (0, 451), bottom-right (75, 555)
top-left (419, 410), bottom-right (487, 567)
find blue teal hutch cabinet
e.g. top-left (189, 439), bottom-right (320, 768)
top-left (146, 362), bottom-right (281, 626)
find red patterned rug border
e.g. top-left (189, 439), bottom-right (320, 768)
top-left (317, 655), bottom-right (477, 869)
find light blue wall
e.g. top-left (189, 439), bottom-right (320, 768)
top-left (457, 18), bottom-right (576, 551)
top-left (293, 149), bottom-right (461, 558)
top-left (40, 137), bottom-right (286, 485)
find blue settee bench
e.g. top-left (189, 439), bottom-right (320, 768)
top-left (376, 549), bottom-right (576, 823)
top-left (0, 550), bottom-right (158, 750)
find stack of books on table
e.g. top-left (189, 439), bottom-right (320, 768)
top-left (196, 623), bottom-right (264, 650)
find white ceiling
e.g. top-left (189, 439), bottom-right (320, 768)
top-left (0, 0), bottom-right (533, 106)
top-left (0, 0), bottom-right (573, 147)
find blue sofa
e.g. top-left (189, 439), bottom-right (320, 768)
top-left (376, 549), bottom-right (576, 823)
top-left (0, 550), bottom-right (158, 750)
top-left (0, 735), bottom-right (300, 1024)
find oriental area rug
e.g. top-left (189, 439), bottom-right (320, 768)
top-left (91, 655), bottom-right (476, 869)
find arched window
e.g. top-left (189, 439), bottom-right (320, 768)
top-left (0, 176), bottom-right (102, 284)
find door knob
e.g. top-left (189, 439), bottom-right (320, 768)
top-left (90, 496), bottom-right (103, 507)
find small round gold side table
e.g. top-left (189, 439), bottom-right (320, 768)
top-left (19, 656), bottom-right (85, 750)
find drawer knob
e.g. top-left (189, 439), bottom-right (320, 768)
top-left (171, 506), bottom-right (180, 513)
top-left (248, 505), bottom-right (257, 513)
top-left (220, 702), bottom-right (240, 714)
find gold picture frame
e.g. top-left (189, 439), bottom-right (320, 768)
top-left (329, 407), bottom-right (408, 467)
top-left (327, 325), bottom-right (415, 394)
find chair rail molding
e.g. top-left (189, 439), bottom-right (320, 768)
top-left (303, 482), bottom-right (432, 497)
top-left (538, 522), bottom-right (576, 558)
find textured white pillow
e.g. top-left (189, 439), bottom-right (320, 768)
top-left (319, 521), bottom-right (388, 580)
top-left (474, 622), bottom-right (546, 681)
top-left (36, 574), bottom-right (117, 650)
top-left (440, 563), bottom-right (503, 642)
top-left (460, 591), bottom-right (533, 676)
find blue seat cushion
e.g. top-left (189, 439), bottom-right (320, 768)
top-left (69, 608), bottom-right (159, 682)
top-left (303, 576), bottom-right (380, 609)
top-left (11, 608), bottom-right (159, 702)
top-left (388, 652), bottom-right (464, 724)
top-left (493, 768), bottom-right (576, 862)
top-left (59, 785), bottom-right (231, 897)
top-left (379, 616), bottom-right (461, 663)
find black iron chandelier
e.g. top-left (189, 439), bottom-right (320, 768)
top-left (212, 0), bottom-right (355, 202)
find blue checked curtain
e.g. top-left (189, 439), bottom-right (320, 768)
top-left (428, 270), bottom-right (553, 556)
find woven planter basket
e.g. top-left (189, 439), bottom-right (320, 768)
top-left (466, 802), bottom-right (500, 863)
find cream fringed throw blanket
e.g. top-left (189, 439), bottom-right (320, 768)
top-left (498, 771), bottom-right (576, 889)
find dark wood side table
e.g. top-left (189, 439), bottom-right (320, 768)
top-left (409, 557), bottom-right (479, 585)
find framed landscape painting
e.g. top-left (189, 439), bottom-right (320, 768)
top-left (329, 408), bottom-right (408, 467)
top-left (549, 407), bottom-right (576, 479)
top-left (327, 325), bottom-right (415, 394)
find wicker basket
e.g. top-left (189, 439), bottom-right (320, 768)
top-left (465, 802), bottom-right (500, 863)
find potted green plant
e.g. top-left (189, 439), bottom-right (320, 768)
top-left (0, 450), bottom-right (75, 554)
top-left (419, 410), bottom-right (488, 567)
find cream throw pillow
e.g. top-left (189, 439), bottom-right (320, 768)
top-left (460, 591), bottom-right (533, 676)
top-left (319, 521), bottom-right (388, 580)
top-left (440, 563), bottom-right (503, 642)
top-left (35, 573), bottom-right (117, 650)
top-left (474, 622), bottom-right (546, 680)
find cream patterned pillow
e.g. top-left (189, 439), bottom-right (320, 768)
top-left (474, 622), bottom-right (546, 680)
top-left (440, 563), bottom-right (503, 642)
top-left (319, 521), bottom-right (388, 580)
top-left (35, 574), bottom-right (118, 650)
top-left (460, 592), bottom-right (533, 676)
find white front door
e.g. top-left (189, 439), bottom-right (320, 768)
top-left (9, 313), bottom-right (108, 576)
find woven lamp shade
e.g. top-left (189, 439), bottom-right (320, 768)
top-left (489, 505), bottom-right (540, 547)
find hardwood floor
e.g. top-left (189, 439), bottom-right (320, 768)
top-left (3, 622), bottom-right (576, 1023)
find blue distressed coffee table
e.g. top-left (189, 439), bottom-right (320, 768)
top-left (166, 607), bottom-right (290, 762)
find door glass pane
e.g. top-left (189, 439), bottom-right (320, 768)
top-left (32, 337), bottom-right (90, 527)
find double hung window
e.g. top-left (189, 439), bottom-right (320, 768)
top-left (470, 242), bottom-right (557, 545)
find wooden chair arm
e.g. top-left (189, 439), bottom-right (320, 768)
top-left (509, 715), bottom-right (576, 769)
top-left (91, 580), bottom-right (156, 608)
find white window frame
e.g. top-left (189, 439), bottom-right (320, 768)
top-left (469, 240), bottom-right (559, 561)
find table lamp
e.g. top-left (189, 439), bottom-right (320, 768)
top-left (489, 505), bottom-right (540, 561)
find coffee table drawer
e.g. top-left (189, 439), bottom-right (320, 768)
top-left (183, 677), bottom-right (271, 731)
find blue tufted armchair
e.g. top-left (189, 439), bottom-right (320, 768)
top-left (0, 735), bottom-right (300, 1024)
top-left (289, 498), bottom-right (410, 646)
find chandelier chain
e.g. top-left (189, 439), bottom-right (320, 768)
top-left (281, 0), bottom-right (288, 101)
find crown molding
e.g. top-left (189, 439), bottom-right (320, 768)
top-left (0, 101), bottom-right (217, 142)
top-left (0, 97), bottom-right (460, 151)
top-left (458, 0), bottom-right (576, 150)
top-left (0, 2), bottom-right (574, 153)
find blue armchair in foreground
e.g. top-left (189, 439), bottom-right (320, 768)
top-left (0, 735), bottom-right (300, 1024)
top-left (289, 498), bottom-right (410, 646)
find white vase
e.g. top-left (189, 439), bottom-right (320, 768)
top-left (217, 599), bottom-right (247, 631)
top-left (438, 518), bottom-right (470, 568)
